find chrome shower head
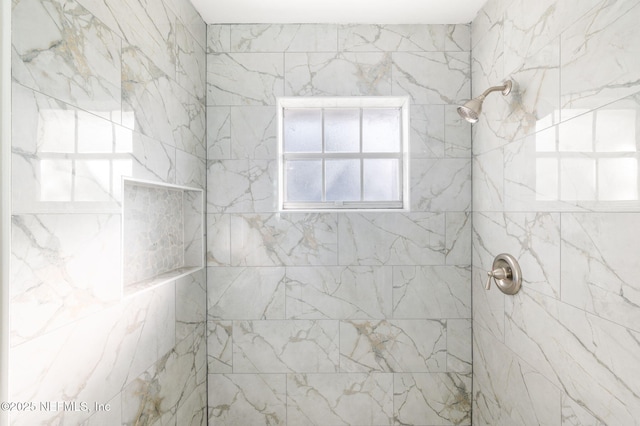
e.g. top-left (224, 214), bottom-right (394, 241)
top-left (457, 80), bottom-right (512, 124)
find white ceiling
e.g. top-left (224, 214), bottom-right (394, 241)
top-left (190, 0), bottom-right (489, 25)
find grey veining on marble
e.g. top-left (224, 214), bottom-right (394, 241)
top-left (339, 319), bottom-right (447, 373)
top-left (206, 22), bottom-right (473, 425)
top-left (12, 0), bottom-right (122, 122)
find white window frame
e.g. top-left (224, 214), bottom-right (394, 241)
top-left (277, 96), bottom-right (410, 212)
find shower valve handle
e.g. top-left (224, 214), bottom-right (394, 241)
top-left (485, 267), bottom-right (509, 290)
top-left (484, 253), bottom-right (523, 295)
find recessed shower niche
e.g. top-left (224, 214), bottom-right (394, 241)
top-left (122, 178), bottom-right (204, 296)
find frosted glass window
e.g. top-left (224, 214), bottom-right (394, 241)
top-left (279, 97), bottom-right (409, 210)
top-left (326, 159), bottom-right (360, 201)
top-left (286, 160), bottom-right (322, 201)
top-left (362, 108), bottom-right (400, 153)
top-left (325, 109), bottom-right (360, 152)
top-left (363, 159), bottom-right (399, 201)
top-left (284, 109), bottom-right (322, 152)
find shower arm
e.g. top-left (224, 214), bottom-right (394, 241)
top-left (478, 81), bottom-right (512, 100)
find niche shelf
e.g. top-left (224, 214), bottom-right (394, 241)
top-left (122, 178), bottom-right (204, 296)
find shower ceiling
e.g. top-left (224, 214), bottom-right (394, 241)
top-left (190, 0), bottom-right (489, 24)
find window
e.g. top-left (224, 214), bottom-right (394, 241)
top-left (278, 97), bottom-right (410, 211)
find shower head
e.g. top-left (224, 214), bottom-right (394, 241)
top-left (457, 80), bottom-right (512, 124)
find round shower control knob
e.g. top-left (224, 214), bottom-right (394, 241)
top-left (484, 253), bottom-right (522, 295)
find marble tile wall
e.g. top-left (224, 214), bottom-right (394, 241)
top-left (10, 0), bottom-right (207, 423)
top-left (471, 0), bottom-right (640, 424)
top-left (206, 23), bottom-right (473, 425)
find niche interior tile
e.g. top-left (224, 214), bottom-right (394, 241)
top-left (287, 373), bottom-right (393, 425)
top-left (561, 0), bottom-right (640, 117)
top-left (284, 52), bottom-right (393, 97)
top-left (392, 52), bottom-right (470, 104)
top-left (230, 213), bottom-right (338, 267)
top-left (208, 374), bottom-right (286, 425)
top-left (392, 266), bottom-right (471, 319)
top-left (207, 267), bottom-right (286, 320)
top-left (339, 319), bottom-right (446, 373)
top-left (561, 212), bottom-right (640, 332)
top-left (10, 214), bottom-right (121, 345)
top-left (12, 0), bottom-right (122, 122)
top-left (233, 320), bottom-right (339, 373)
top-left (338, 212), bottom-right (445, 266)
top-left (207, 53), bottom-right (284, 105)
top-left (285, 266), bottom-right (393, 320)
top-left (231, 24), bottom-right (338, 52)
top-left (394, 372), bottom-right (471, 426)
top-left (338, 24), bottom-right (444, 52)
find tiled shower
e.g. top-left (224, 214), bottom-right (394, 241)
top-left (3, 0), bottom-right (640, 425)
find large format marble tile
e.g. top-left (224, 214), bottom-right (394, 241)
top-left (232, 320), bottom-right (340, 373)
top-left (76, 0), bottom-right (177, 78)
top-left (394, 372), bottom-right (471, 425)
top-left (208, 374), bottom-right (287, 425)
top-left (228, 106), bottom-right (278, 160)
top-left (338, 213), bottom-right (445, 266)
top-left (176, 18), bottom-right (206, 100)
top-left (392, 266), bottom-right (470, 319)
top-left (410, 105), bottom-right (446, 158)
top-left (473, 212), bottom-right (561, 299)
top-left (286, 266), bottom-right (393, 320)
top-left (445, 212), bottom-right (471, 266)
top-left (561, 0), bottom-right (640, 119)
top-left (561, 212), bottom-right (640, 332)
top-left (11, 83), bottom-right (133, 213)
top-left (339, 319), bottom-right (446, 373)
top-left (392, 52), bottom-right (470, 104)
top-left (207, 320), bottom-right (232, 374)
top-left (447, 319), bottom-right (472, 374)
top-left (505, 290), bottom-right (640, 425)
top-left (10, 214), bottom-right (121, 345)
top-left (176, 269), bottom-right (207, 341)
top-left (206, 215), bottom-right (231, 266)
top-left (338, 24), bottom-right (446, 52)
top-left (12, 0), bottom-right (122, 122)
top-left (122, 328), bottom-right (206, 425)
top-left (411, 159), bottom-right (471, 212)
top-left (284, 52), bottom-right (393, 97)
top-left (206, 106), bottom-right (231, 159)
top-left (473, 324), bottom-right (561, 426)
top-left (208, 267), bottom-right (286, 320)
top-left (206, 160), bottom-right (276, 213)
top-left (230, 213), bottom-right (338, 266)
top-left (287, 373), bottom-right (393, 425)
top-left (10, 285), bottom-right (175, 425)
top-left (122, 45), bottom-right (206, 158)
top-left (231, 24), bottom-right (338, 52)
top-left (207, 53), bottom-right (284, 105)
